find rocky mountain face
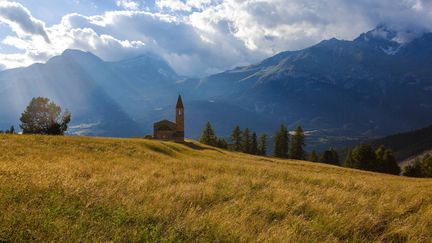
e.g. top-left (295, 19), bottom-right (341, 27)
top-left (1, 26), bottom-right (432, 150)
top-left (180, 26), bottom-right (432, 147)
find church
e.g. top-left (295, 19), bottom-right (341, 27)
top-left (153, 95), bottom-right (184, 142)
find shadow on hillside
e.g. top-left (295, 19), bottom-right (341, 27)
top-left (181, 141), bottom-right (224, 153)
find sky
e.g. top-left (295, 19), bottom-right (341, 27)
top-left (0, 0), bottom-right (432, 76)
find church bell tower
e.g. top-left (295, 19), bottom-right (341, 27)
top-left (176, 95), bottom-right (184, 139)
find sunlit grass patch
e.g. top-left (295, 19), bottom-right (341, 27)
top-left (1, 134), bottom-right (432, 242)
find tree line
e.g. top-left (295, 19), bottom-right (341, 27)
top-left (199, 121), bottom-right (406, 176)
top-left (0, 126), bottom-right (16, 134)
top-left (199, 122), bottom-right (307, 159)
top-left (200, 122), bottom-right (268, 155)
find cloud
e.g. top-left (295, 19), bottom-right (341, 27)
top-left (187, 0), bottom-right (432, 54)
top-left (2, 0), bottom-right (432, 76)
top-left (0, 1), bottom-right (50, 43)
top-left (155, 0), bottom-right (213, 12)
top-left (55, 10), bottom-right (256, 75)
top-left (116, 0), bottom-right (140, 10)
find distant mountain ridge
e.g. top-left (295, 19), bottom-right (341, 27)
top-left (371, 124), bottom-right (432, 162)
top-left (0, 49), bottom-right (179, 137)
top-left (180, 25), bottom-right (432, 145)
top-left (1, 25), bottom-right (432, 150)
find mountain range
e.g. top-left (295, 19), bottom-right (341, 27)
top-left (1, 25), bottom-right (432, 150)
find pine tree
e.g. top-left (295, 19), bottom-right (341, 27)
top-left (199, 121), bottom-right (217, 146)
top-left (330, 148), bottom-right (339, 165)
top-left (230, 125), bottom-right (242, 151)
top-left (9, 126), bottom-right (15, 134)
top-left (290, 125), bottom-right (305, 159)
top-left (216, 137), bottom-right (228, 149)
top-left (242, 128), bottom-right (251, 153)
top-left (309, 151), bottom-right (318, 162)
top-left (345, 150), bottom-right (353, 166)
top-left (250, 132), bottom-right (258, 155)
top-left (274, 124), bottom-right (289, 158)
top-left (319, 148), bottom-right (339, 165)
top-left (258, 133), bottom-right (268, 156)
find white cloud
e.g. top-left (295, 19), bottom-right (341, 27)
top-left (116, 0), bottom-right (140, 10)
top-left (2, 0), bottom-right (432, 76)
top-left (156, 0), bottom-right (213, 12)
top-left (0, 1), bottom-right (50, 42)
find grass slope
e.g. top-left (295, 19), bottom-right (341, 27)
top-left (1, 134), bottom-right (432, 242)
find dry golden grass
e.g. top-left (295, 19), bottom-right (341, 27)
top-left (1, 134), bottom-right (432, 242)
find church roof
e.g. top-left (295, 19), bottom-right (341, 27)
top-left (154, 119), bottom-right (176, 131)
top-left (154, 119), bottom-right (176, 125)
top-left (176, 95), bottom-right (184, 109)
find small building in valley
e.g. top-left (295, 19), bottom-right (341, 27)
top-left (153, 95), bottom-right (184, 142)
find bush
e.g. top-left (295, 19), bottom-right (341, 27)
top-left (403, 154), bottom-right (432, 178)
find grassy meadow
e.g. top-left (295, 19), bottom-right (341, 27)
top-left (1, 134), bottom-right (432, 242)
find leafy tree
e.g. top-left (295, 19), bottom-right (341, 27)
top-left (20, 97), bottom-right (71, 135)
top-left (274, 124), bottom-right (289, 158)
top-left (216, 137), bottom-right (228, 149)
top-left (320, 149), bottom-right (339, 165)
top-left (200, 121), bottom-right (217, 146)
top-left (375, 145), bottom-right (400, 175)
top-left (309, 151), bottom-right (318, 162)
top-left (345, 144), bottom-right (400, 175)
top-left (250, 132), bottom-right (258, 155)
top-left (242, 128), bottom-right (251, 153)
top-left (290, 125), bottom-right (306, 159)
top-left (258, 133), bottom-right (268, 156)
top-left (403, 154), bottom-right (432, 178)
top-left (344, 144), bottom-right (376, 170)
top-left (230, 125), bottom-right (242, 151)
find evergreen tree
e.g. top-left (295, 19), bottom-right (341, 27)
top-left (290, 125), bottom-right (306, 159)
top-left (330, 148), bottom-right (339, 165)
top-left (258, 133), bottom-right (268, 156)
top-left (242, 128), bottom-right (251, 153)
top-left (309, 151), bottom-right (318, 162)
top-left (274, 124), bottom-right (289, 158)
top-left (199, 121), bottom-right (217, 146)
top-left (9, 126), bottom-right (15, 134)
top-left (230, 125), bottom-right (242, 151)
top-left (320, 149), bottom-right (339, 165)
top-left (250, 132), bottom-right (258, 155)
top-left (216, 137), bottom-right (228, 149)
